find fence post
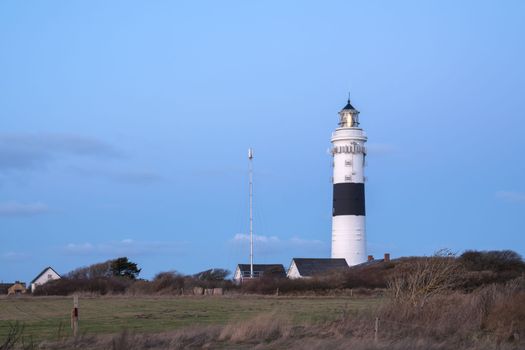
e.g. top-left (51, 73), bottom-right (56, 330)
top-left (374, 317), bottom-right (379, 343)
top-left (71, 295), bottom-right (79, 337)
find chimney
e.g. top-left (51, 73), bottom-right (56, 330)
top-left (367, 255), bottom-right (374, 262)
top-left (384, 253), bottom-right (390, 262)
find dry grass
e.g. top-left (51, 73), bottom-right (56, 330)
top-left (218, 312), bottom-right (292, 343)
top-left (30, 296), bottom-right (525, 350)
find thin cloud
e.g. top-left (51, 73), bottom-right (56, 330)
top-left (366, 143), bottom-right (397, 156)
top-left (1, 251), bottom-right (29, 261)
top-left (0, 202), bottom-right (49, 217)
top-left (63, 239), bottom-right (187, 256)
top-left (495, 191), bottom-right (525, 203)
top-left (0, 133), bottom-right (163, 185)
top-left (231, 233), bottom-right (326, 256)
top-left (110, 170), bottom-right (164, 184)
top-left (68, 166), bottom-right (163, 185)
top-left (233, 233), bottom-right (280, 244)
top-left (0, 133), bottom-right (119, 172)
top-left (288, 237), bottom-right (325, 247)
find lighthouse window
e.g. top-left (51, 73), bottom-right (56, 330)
top-left (345, 160), bottom-right (352, 166)
top-left (345, 175), bottom-right (352, 181)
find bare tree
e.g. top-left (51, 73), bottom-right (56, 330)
top-left (387, 249), bottom-right (464, 307)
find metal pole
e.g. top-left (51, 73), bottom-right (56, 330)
top-left (374, 317), bottom-right (379, 343)
top-left (248, 148), bottom-right (254, 278)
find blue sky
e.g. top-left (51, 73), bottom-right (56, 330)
top-left (1, 1), bottom-right (524, 282)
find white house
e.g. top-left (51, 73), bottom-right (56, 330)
top-left (287, 258), bottom-right (349, 279)
top-left (30, 266), bottom-right (61, 293)
top-left (233, 264), bottom-right (286, 284)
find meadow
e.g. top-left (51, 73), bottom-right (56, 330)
top-left (0, 295), bottom-right (379, 341)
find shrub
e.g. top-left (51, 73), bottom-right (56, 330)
top-left (151, 271), bottom-right (185, 293)
top-left (459, 250), bottom-right (525, 272)
top-left (387, 251), bottom-right (464, 306)
top-left (379, 276), bottom-right (525, 346)
top-left (342, 262), bottom-right (394, 289)
top-left (67, 257), bottom-right (141, 280)
top-left (193, 268), bottom-right (230, 281)
top-left (33, 277), bottom-right (132, 296)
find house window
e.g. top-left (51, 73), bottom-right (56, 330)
top-left (47, 274), bottom-right (52, 280)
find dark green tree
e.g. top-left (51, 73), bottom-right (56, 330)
top-left (110, 257), bottom-right (141, 279)
top-left (194, 268), bottom-right (230, 281)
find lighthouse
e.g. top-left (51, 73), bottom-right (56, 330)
top-left (331, 98), bottom-right (368, 266)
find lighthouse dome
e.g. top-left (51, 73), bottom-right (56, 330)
top-left (341, 100), bottom-right (357, 111)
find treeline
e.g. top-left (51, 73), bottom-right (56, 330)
top-left (67, 257), bottom-right (141, 280)
top-left (34, 257), bottom-right (232, 296)
top-left (34, 250), bottom-right (525, 296)
top-left (241, 249), bottom-right (525, 295)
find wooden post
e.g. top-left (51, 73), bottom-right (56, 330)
top-left (374, 317), bottom-right (379, 343)
top-left (71, 295), bottom-right (79, 337)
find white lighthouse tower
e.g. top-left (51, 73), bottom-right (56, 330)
top-left (331, 98), bottom-right (368, 266)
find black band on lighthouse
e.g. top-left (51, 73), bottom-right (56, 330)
top-left (332, 182), bottom-right (366, 216)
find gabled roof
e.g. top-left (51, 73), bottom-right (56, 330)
top-left (290, 258), bottom-right (349, 277)
top-left (30, 266), bottom-right (61, 284)
top-left (236, 264), bottom-right (286, 278)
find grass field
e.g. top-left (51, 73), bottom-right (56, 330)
top-left (0, 295), bottom-right (381, 341)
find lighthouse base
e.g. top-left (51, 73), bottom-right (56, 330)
top-left (331, 215), bottom-right (366, 266)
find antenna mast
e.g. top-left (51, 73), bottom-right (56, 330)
top-left (248, 148), bottom-right (254, 278)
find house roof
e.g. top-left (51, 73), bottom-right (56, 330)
top-left (349, 259), bottom-right (386, 270)
top-left (236, 264), bottom-right (286, 278)
top-left (30, 266), bottom-right (61, 284)
top-left (290, 258), bottom-right (349, 277)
